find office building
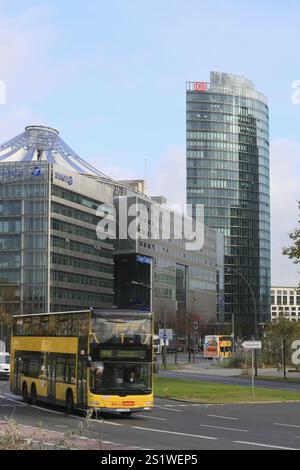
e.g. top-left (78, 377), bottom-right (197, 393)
top-left (186, 72), bottom-right (271, 333)
top-left (271, 287), bottom-right (300, 322)
top-left (0, 125), bottom-right (135, 315)
top-left (114, 192), bottom-right (224, 336)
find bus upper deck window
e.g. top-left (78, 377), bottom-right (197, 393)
top-left (32, 317), bottom-right (40, 336)
top-left (58, 316), bottom-right (69, 336)
top-left (23, 318), bottom-right (32, 336)
top-left (15, 319), bottom-right (23, 335)
top-left (40, 317), bottom-right (49, 335)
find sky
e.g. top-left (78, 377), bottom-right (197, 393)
top-left (0, 0), bottom-right (299, 285)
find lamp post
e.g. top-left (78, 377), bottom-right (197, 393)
top-left (131, 278), bottom-right (168, 369)
top-left (226, 266), bottom-right (258, 375)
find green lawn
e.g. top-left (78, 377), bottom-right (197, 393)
top-left (154, 376), bottom-right (300, 404)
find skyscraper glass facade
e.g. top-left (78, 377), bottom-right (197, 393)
top-left (186, 72), bottom-right (270, 332)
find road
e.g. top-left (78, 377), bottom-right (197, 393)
top-left (1, 381), bottom-right (300, 450)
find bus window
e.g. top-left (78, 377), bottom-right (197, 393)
top-left (32, 316), bottom-right (40, 336)
top-left (48, 315), bottom-right (56, 335)
top-left (23, 317), bottom-right (32, 336)
top-left (70, 316), bottom-right (79, 336)
top-left (79, 314), bottom-right (89, 336)
top-left (40, 316), bottom-right (49, 336)
top-left (66, 357), bottom-right (76, 384)
top-left (57, 316), bottom-right (69, 336)
top-left (15, 318), bottom-right (23, 336)
top-left (56, 357), bottom-right (66, 382)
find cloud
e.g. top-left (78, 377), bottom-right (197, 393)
top-left (148, 144), bottom-right (186, 206)
top-left (270, 139), bottom-right (300, 286)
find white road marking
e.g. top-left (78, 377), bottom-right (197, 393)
top-left (207, 414), bottom-right (238, 421)
top-left (0, 404), bottom-right (25, 407)
top-left (200, 424), bottom-right (248, 433)
top-left (29, 405), bottom-right (63, 415)
top-left (157, 406), bottom-right (182, 412)
top-left (132, 426), bottom-right (218, 440)
top-left (96, 420), bottom-right (123, 426)
top-left (0, 394), bottom-right (26, 406)
top-left (136, 414), bottom-right (167, 421)
top-left (234, 441), bottom-right (299, 450)
top-left (274, 423), bottom-right (300, 428)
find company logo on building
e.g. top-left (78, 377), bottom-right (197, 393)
top-left (32, 167), bottom-right (41, 177)
top-left (137, 255), bottom-right (151, 265)
top-left (0, 167), bottom-right (26, 179)
top-left (54, 172), bottom-right (73, 186)
top-left (194, 82), bottom-right (207, 92)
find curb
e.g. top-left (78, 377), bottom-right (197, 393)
top-left (155, 395), bottom-right (300, 405)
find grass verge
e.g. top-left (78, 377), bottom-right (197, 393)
top-left (154, 376), bottom-right (300, 403)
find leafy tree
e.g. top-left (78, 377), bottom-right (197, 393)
top-left (265, 316), bottom-right (300, 378)
top-left (283, 201), bottom-right (300, 265)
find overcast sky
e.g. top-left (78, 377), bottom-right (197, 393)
top-left (0, 0), bottom-right (299, 285)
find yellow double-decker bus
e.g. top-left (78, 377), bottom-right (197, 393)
top-left (10, 309), bottom-right (153, 416)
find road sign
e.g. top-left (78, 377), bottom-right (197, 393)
top-left (241, 341), bottom-right (262, 350)
top-left (158, 329), bottom-right (173, 340)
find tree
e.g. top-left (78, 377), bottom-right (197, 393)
top-left (283, 202), bottom-right (300, 267)
top-left (265, 316), bottom-right (300, 379)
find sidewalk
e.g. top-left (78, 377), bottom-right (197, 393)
top-left (167, 362), bottom-right (300, 380)
top-left (0, 420), bottom-right (129, 450)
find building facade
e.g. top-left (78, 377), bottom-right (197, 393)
top-left (0, 126), bottom-right (123, 316)
top-left (114, 194), bottom-right (224, 337)
top-left (271, 287), bottom-right (300, 322)
top-left (186, 72), bottom-right (271, 333)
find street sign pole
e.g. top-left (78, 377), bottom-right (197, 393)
top-left (241, 341), bottom-right (262, 399)
top-left (252, 349), bottom-right (255, 399)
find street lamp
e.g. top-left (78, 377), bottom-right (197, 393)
top-left (131, 280), bottom-right (168, 369)
top-left (226, 266), bottom-right (258, 375)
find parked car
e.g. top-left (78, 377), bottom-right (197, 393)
top-left (0, 352), bottom-right (10, 379)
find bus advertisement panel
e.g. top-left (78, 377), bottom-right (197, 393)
top-left (204, 335), bottom-right (219, 358)
top-left (204, 335), bottom-right (233, 359)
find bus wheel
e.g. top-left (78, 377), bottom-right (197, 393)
top-left (22, 382), bottom-right (29, 403)
top-left (66, 390), bottom-right (74, 414)
top-left (30, 384), bottom-right (37, 405)
top-left (120, 412), bottom-right (132, 418)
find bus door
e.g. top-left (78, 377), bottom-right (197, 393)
top-left (77, 357), bottom-right (87, 408)
top-left (13, 353), bottom-right (21, 395)
top-left (47, 356), bottom-right (56, 402)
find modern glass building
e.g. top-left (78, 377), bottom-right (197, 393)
top-left (0, 125), bottom-right (125, 317)
top-left (114, 193), bottom-right (224, 338)
top-left (186, 72), bottom-right (271, 333)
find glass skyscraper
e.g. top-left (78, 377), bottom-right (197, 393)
top-left (186, 72), bottom-right (270, 333)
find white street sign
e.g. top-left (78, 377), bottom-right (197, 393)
top-left (158, 329), bottom-right (173, 340)
top-left (241, 341), bottom-right (262, 350)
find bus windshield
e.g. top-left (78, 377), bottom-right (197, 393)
top-left (89, 361), bottom-right (151, 394)
top-left (91, 315), bottom-right (152, 346)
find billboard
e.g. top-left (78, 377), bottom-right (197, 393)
top-left (204, 335), bottom-right (219, 358)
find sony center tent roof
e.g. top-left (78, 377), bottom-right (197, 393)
top-left (0, 125), bottom-right (110, 179)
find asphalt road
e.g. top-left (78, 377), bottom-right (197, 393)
top-left (1, 381), bottom-right (300, 450)
top-left (158, 369), bottom-right (300, 391)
